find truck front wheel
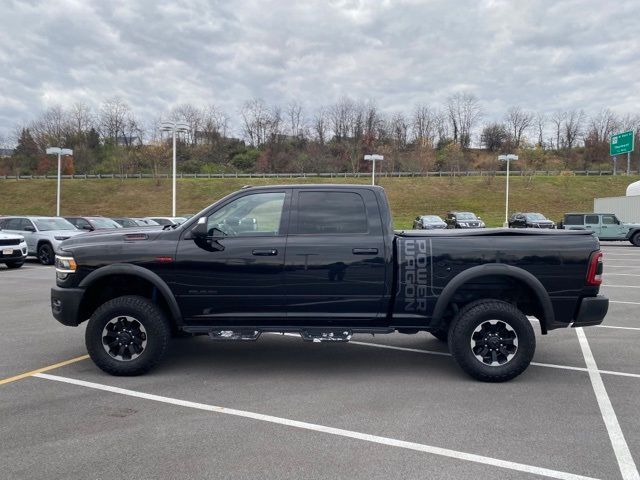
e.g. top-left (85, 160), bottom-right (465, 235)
top-left (630, 232), bottom-right (640, 247)
top-left (448, 300), bottom-right (535, 382)
top-left (85, 295), bottom-right (171, 376)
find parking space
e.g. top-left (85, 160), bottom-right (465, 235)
top-left (1, 248), bottom-right (639, 480)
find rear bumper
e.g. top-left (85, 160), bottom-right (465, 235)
top-left (573, 295), bottom-right (609, 327)
top-left (51, 286), bottom-right (84, 327)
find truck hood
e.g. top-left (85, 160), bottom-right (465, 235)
top-left (58, 227), bottom-right (166, 249)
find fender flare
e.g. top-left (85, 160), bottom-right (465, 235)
top-left (431, 263), bottom-right (554, 333)
top-left (78, 263), bottom-right (182, 324)
top-left (625, 228), bottom-right (640, 240)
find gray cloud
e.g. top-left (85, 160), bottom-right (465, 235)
top-left (0, 0), bottom-right (638, 140)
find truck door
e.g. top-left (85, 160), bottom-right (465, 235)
top-left (600, 214), bottom-right (625, 240)
top-left (584, 214), bottom-right (600, 236)
top-left (284, 189), bottom-right (387, 323)
top-left (173, 190), bottom-right (290, 325)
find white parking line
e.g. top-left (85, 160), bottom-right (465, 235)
top-left (610, 300), bottom-right (640, 306)
top-left (596, 325), bottom-right (640, 332)
top-left (33, 372), bottom-right (599, 480)
top-left (605, 273), bottom-right (640, 277)
top-left (602, 284), bottom-right (640, 289)
top-left (576, 329), bottom-right (640, 480)
top-left (348, 340), bottom-right (640, 380)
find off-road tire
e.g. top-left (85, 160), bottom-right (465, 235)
top-left (85, 295), bottom-right (170, 376)
top-left (448, 299), bottom-right (535, 382)
top-left (5, 261), bottom-right (24, 269)
top-left (631, 232), bottom-right (640, 247)
top-left (37, 243), bottom-right (54, 265)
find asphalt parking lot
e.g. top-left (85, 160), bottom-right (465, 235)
top-left (1, 242), bottom-right (639, 480)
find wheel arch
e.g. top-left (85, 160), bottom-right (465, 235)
top-left (432, 264), bottom-right (554, 334)
top-left (78, 264), bottom-right (182, 326)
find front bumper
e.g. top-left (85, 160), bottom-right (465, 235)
top-left (51, 286), bottom-right (85, 326)
top-left (0, 243), bottom-right (28, 262)
top-left (573, 295), bottom-right (609, 327)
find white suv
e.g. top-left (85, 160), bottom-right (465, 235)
top-left (0, 217), bottom-right (84, 265)
top-left (0, 227), bottom-right (28, 269)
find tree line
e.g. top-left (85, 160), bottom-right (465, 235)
top-left (1, 94), bottom-right (639, 176)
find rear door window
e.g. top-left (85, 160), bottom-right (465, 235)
top-left (585, 215), bottom-right (600, 225)
top-left (564, 215), bottom-right (584, 226)
top-left (296, 191), bottom-right (368, 234)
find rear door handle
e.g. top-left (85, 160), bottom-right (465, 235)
top-left (352, 248), bottom-right (378, 255)
top-left (252, 249), bottom-right (278, 256)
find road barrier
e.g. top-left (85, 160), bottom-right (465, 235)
top-left (0, 170), bottom-right (637, 180)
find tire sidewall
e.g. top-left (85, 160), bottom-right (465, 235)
top-left (38, 243), bottom-right (54, 265)
top-left (631, 233), bottom-right (640, 247)
top-left (449, 301), bottom-right (535, 382)
top-left (85, 296), bottom-right (170, 376)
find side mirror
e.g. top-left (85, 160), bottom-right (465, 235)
top-left (82, 225), bottom-right (93, 231)
top-left (191, 216), bottom-right (208, 238)
top-left (24, 225), bottom-right (36, 232)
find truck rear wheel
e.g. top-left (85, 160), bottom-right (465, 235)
top-left (85, 295), bottom-right (170, 376)
top-left (448, 299), bottom-right (535, 382)
top-left (631, 232), bottom-right (640, 247)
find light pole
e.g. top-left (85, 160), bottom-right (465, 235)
top-left (364, 154), bottom-right (384, 185)
top-left (160, 122), bottom-right (190, 217)
top-left (498, 154), bottom-right (518, 227)
top-left (46, 147), bottom-right (73, 216)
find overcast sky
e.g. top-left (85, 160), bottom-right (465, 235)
top-left (1, 0), bottom-right (638, 141)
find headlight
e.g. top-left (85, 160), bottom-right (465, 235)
top-left (479, 222), bottom-right (485, 227)
top-left (55, 255), bottom-right (77, 274)
top-left (459, 222), bottom-right (467, 227)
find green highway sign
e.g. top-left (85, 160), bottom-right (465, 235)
top-left (610, 130), bottom-right (635, 156)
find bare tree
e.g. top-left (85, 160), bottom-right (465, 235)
top-left (535, 112), bottom-right (546, 148)
top-left (169, 104), bottom-right (204, 145)
top-left (411, 104), bottom-right (437, 148)
top-left (30, 105), bottom-right (70, 149)
top-left (241, 98), bottom-right (270, 147)
top-left (312, 107), bottom-right (328, 145)
top-left (68, 103), bottom-right (94, 135)
top-left (329, 97), bottom-right (354, 141)
top-left (446, 93), bottom-right (481, 148)
top-left (505, 106), bottom-right (533, 148)
top-left (550, 111), bottom-right (566, 150)
top-left (286, 100), bottom-right (305, 139)
top-left (563, 109), bottom-right (585, 149)
top-left (99, 97), bottom-right (131, 144)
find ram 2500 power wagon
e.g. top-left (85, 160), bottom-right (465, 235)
top-left (51, 185), bottom-right (608, 382)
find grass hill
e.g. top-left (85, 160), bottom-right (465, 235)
top-left (0, 175), bottom-right (636, 229)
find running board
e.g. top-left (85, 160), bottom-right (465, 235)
top-left (207, 329), bottom-right (261, 341)
top-left (300, 329), bottom-right (352, 342)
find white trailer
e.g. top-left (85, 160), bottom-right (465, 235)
top-left (594, 195), bottom-right (640, 223)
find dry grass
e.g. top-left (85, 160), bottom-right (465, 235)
top-left (0, 175), bottom-right (636, 229)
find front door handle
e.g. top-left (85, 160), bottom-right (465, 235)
top-left (352, 248), bottom-right (378, 255)
top-left (252, 249), bottom-right (278, 256)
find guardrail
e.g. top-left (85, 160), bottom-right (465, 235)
top-left (0, 170), bottom-right (637, 180)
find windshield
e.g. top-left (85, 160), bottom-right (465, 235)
top-left (525, 213), bottom-right (547, 221)
top-left (89, 218), bottom-right (121, 229)
top-left (422, 216), bottom-right (443, 223)
top-left (33, 218), bottom-right (77, 231)
top-left (456, 212), bottom-right (477, 220)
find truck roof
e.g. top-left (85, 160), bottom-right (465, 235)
top-left (241, 184), bottom-right (385, 191)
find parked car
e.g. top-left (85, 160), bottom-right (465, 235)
top-left (0, 216), bottom-right (84, 264)
top-left (131, 218), bottom-right (161, 227)
top-left (144, 216), bottom-right (187, 227)
top-left (559, 212), bottom-right (640, 246)
top-left (64, 216), bottom-right (122, 231)
top-left (508, 213), bottom-right (556, 229)
top-left (0, 227), bottom-right (28, 269)
top-left (445, 211), bottom-right (485, 229)
top-left (413, 215), bottom-right (447, 230)
top-left (51, 184), bottom-right (608, 382)
top-left (111, 217), bottom-right (140, 228)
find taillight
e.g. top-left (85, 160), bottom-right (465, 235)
top-left (586, 251), bottom-right (603, 286)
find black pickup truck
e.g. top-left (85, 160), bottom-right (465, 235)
top-left (51, 185), bottom-right (608, 382)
